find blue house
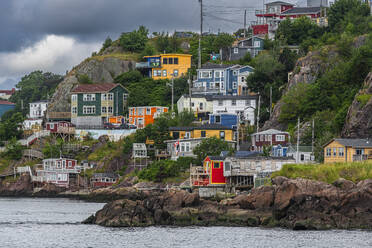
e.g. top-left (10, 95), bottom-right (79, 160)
top-left (209, 113), bottom-right (238, 129)
top-left (226, 36), bottom-right (265, 61)
top-left (192, 62), bottom-right (254, 95)
top-left (272, 145), bottom-right (288, 157)
top-left (0, 100), bottom-right (15, 118)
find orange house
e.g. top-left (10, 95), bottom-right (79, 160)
top-left (128, 106), bottom-right (168, 128)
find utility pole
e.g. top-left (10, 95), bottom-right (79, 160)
top-left (237, 114), bottom-right (240, 151)
top-left (198, 0), bottom-right (203, 69)
top-left (296, 117), bottom-right (300, 163)
top-left (244, 9), bottom-right (247, 38)
top-left (256, 94), bottom-right (261, 133)
top-left (171, 76), bottom-right (174, 112)
top-left (188, 74), bottom-right (192, 113)
top-left (312, 118), bottom-right (315, 154)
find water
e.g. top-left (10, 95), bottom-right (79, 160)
top-left (0, 198), bottom-right (371, 248)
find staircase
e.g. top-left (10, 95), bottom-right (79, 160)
top-left (19, 130), bottom-right (50, 146)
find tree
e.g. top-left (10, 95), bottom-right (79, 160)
top-left (193, 137), bottom-right (232, 164)
top-left (100, 36), bottom-right (112, 52)
top-left (213, 33), bottom-right (234, 50)
top-left (77, 74), bottom-right (93, 84)
top-left (114, 70), bottom-right (143, 87)
top-left (0, 112), bottom-right (24, 141)
top-left (4, 137), bottom-right (24, 160)
top-left (119, 26), bottom-right (149, 52)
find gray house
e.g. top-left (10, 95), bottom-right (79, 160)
top-left (225, 36), bottom-right (265, 61)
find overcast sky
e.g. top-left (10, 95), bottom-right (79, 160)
top-left (0, 0), bottom-right (301, 89)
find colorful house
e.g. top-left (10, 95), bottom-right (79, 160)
top-left (209, 113), bottom-right (238, 129)
top-left (166, 124), bottom-right (236, 160)
top-left (204, 156), bottom-right (226, 185)
top-left (252, 129), bottom-right (290, 152)
top-left (90, 173), bottom-right (119, 188)
top-left (35, 158), bottom-right (80, 188)
top-left (136, 54), bottom-right (192, 80)
top-left (0, 88), bottom-right (15, 100)
top-left (128, 106), bottom-right (168, 129)
top-left (0, 100), bottom-right (15, 117)
top-left (177, 94), bottom-right (213, 120)
top-left (70, 83), bottom-right (129, 128)
top-left (192, 63), bottom-right (254, 95)
top-left (323, 139), bottom-right (372, 163)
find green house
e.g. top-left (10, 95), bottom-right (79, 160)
top-left (70, 83), bottom-right (129, 128)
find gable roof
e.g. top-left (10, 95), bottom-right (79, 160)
top-left (212, 95), bottom-right (258, 100)
top-left (253, 129), bottom-right (289, 135)
top-left (324, 138), bottom-right (372, 148)
top-left (200, 62), bottom-right (233, 70)
top-left (281, 7), bottom-right (321, 15)
top-left (71, 83), bottom-right (126, 93)
top-left (266, 1), bottom-right (294, 6)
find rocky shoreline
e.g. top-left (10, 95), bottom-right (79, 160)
top-left (2, 175), bottom-right (372, 230)
top-left (83, 177), bottom-right (372, 230)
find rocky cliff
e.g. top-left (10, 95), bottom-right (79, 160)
top-left (84, 177), bottom-right (372, 230)
top-left (342, 72), bottom-right (372, 138)
top-left (48, 56), bottom-right (135, 113)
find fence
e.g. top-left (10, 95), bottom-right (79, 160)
top-left (19, 130), bottom-right (50, 146)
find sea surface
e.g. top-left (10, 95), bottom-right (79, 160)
top-left (0, 197), bottom-right (371, 248)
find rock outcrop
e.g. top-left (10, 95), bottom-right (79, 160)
top-left (342, 72), bottom-right (372, 138)
top-left (85, 177), bottom-right (372, 230)
top-left (0, 174), bottom-right (33, 196)
top-left (48, 56), bottom-right (135, 113)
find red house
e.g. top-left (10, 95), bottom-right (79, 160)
top-left (90, 173), bottom-right (119, 188)
top-left (46, 121), bottom-right (74, 133)
top-left (203, 156), bottom-right (226, 185)
top-left (251, 129), bottom-right (290, 152)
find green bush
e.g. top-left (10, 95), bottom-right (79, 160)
top-left (356, 94), bottom-right (372, 107)
top-left (77, 74), bottom-right (93, 84)
top-left (119, 26), bottom-right (149, 52)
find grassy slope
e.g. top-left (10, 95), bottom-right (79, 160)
top-left (272, 162), bottom-right (372, 184)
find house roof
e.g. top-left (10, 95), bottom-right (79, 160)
top-left (324, 138), bottom-right (372, 148)
top-left (266, 1), bottom-right (294, 6)
top-left (207, 156), bottom-right (225, 161)
top-left (0, 100), bottom-right (15, 105)
top-left (181, 94), bottom-right (214, 101)
top-left (200, 62), bottom-right (234, 70)
top-left (212, 95), bottom-right (258, 100)
top-left (281, 7), bottom-right (321, 15)
top-left (92, 173), bottom-right (119, 179)
top-left (143, 53), bottom-right (192, 58)
top-left (234, 151), bottom-right (262, 158)
top-left (0, 88), bottom-right (15, 95)
top-left (29, 100), bottom-right (48, 104)
top-left (169, 123), bottom-right (233, 131)
top-left (253, 129), bottom-right (289, 135)
top-left (288, 145), bottom-right (313, 153)
top-left (71, 83), bottom-right (123, 93)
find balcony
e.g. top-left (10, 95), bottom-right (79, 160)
top-left (255, 9), bottom-right (280, 16)
top-left (135, 62), bottom-right (162, 69)
top-left (191, 87), bottom-right (222, 95)
top-left (353, 154), bottom-right (372, 161)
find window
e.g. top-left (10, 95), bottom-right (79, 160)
top-left (50, 123), bottom-right (54, 129)
top-left (71, 94), bottom-right (77, 102)
top-left (173, 69), bottom-right (179, 77)
top-left (199, 102), bottom-right (203, 110)
top-left (162, 70), bottom-right (167, 77)
top-left (180, 142), bottom-right (190, 152)
top-left (138, 108), bottom-right (144, 115)
top-left (163, 58), bottom-right (168, 64)
top-left (233, 48), bottom-right (239, 54)
top-left (356, 149), bottom-right (364, 155)
top-left (157, 70), bottom-right (161, 76)
top-left (213, 162), bottom-right (220, 169)
top-left (218, 100), bottom-right (223, 106)
top-left (220, 131), bottom-right (225, 140)
top-left (233, 82), bottom-right (237, 89)
top-left (339, 147), bottom-right (344, 156)
top-left (72, 107), bottom-right (77, 114)
top-left (215, 115), bottom-right (221, 123)
top-left (101, 107), bottom-right (107, 113)
top-left (83, 94), bottom-right (95, 101)
top-left (254, 41), bottom-right (261, 48)
top-left (191, 102), bottom-right (194, 107)
top-left (185, 132), bottom-right (191, 139)
top-left (57, 161), bottom-right (61, 168)
top-left (245, 100), bottom-right (251, 106)
top-left (108, 106), bottom-right (113, 113)
top-left (174, 58), bottom-right (179, 64)
top-left (146, 108), bottom-right (151, 115)
top-left (260, 135), bottom-right (264, 141)
top-left (108, 93), bottom-right (113, 101)
top-left (68, 161), bottom-right (72, 168)
top-left (83, 106), bottom-right (96, 114)
top-left (241, 77), bottom-right (245, 82)
top-left (168, 58), bottom-right (173, 64)
top-left (123, 94), bottom-right (128, 101)
top-left (233, 70), bottom-right (238, 76)
top-left (224, 161), bottom-right (231, 171)
top-left (62, 160), bottom-right (66, 168)
top-left (200, 71), bottom-right (212, 78)
top-left (276, 135), bottom-right (285, 142)
top-left (153, 70), bottom-right (158, 77)
top-left (333, 148), bottom-right (337, 156)
top-left (215, 71), bottom-right (221, 78)
top-left (201, 131), bottom-right (206, 137)
top-left (232, 100), bottom-right (236, 106)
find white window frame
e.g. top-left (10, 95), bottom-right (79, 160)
top-left (101, 106), bottom-right (107, 113)
top-left (200, 71), bottom-right (212, 79)
top-left (233, 70), bottom-right (238, 76)
top-left (339, 147), bottom-right (344, 156)
top-left (162, 69), bottom-right (167, 77)
top-left (71, 94), bottom-right (77, 102)
top-left (83, 94), bottom-right (95, 101)
top-left (233, 82), bottom-right (238, 89)
top-left (108, 93), bottom-right (113, 101)
top-left (276, 135), bottom-right (285, 142)
top-left (233, 48), bottom-right (239, 54)
top-left (254, 41), bottom-right (261, 48)
top-left (173, 69), bottom-right (179, 77)
top-left (326, 148), bottom-right (331, 157)
top-left (108, 106), bottom-right (113, 113)
top-left (72, 107), bottom-right (77, 114)
top-left (83, 106), bottom-right (96, 114)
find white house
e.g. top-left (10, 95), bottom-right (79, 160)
top-left (211, 95), bottom-right (258, 125)
top-left (286, 145), bottom-right (315, 163)
top-left (29, 100), bottom-right (48, 119)
top-left (23, 118), bottom-right (43, 130)
top-left (177, 94), bottom-right (213, 117)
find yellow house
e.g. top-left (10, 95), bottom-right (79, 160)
top-left (169, 124), bottom-right (235, 141)
top-left (323, 138), bottom-right (372, 163)
top-left (143, 54), bottom-right (192, 80)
